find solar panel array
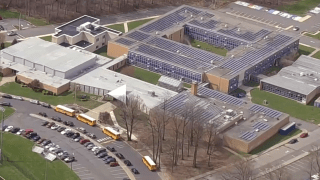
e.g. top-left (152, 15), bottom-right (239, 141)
top-left (218, 28), bottom-right (270, 42)
top-left (146, 37), bottom-right (224, 63)
top-left (201, 12), bottom-right (215, 19)
top-left (140, 7), bottom-right (202, 33)
top-left (133, 44), bottom-right (214, 70)
top-left (198, 86), bottom-right (244, 106)
top-left (188, 19), bottom-right (220, 29)
top-left (126, 31), bottom-right (150, 41)
top-left (252, 122), bottom-right (270, 131)
top-left (239, 131), bottom-right (257, 141)
top-left (221, 34), bottom-right (292, 75)
top-left (115, 38), bottom-right (136, 46)
top-left (249, 104), bottom-right (282, 118)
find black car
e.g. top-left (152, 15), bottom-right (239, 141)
top-left (124, 160), bottom-right (132, 166)
top-left (107, 146), bottom-right (116, 152)
top-left (68, 121), bottom-right (74, 127)
top-left (87, 133), bottom-right (96, 139)
top-left (32, 135), bottom-right (41, 142)
top-left (288, 138), bottom-right (298, 144)
top-left (97, 152), bottom-right (108, 158)
top-left (131, 168), bottom-right (139, 174)
top-left (84, 142), bottom-right (93, 147)
top-left (115, 153), bottom-right (125, 159)
top-left (71, 133), bottom-right (80, 139)
top-left (60, 155), bottom-right (69, 160)
top-left (1, 125), bottom-right (8, 131)
top-left (52, 116), bottom-right (62, 122)
top-left (41, 121), bottom-right (49, 126)
top-left (41, 103), bottom-right (51, 108)
top-left (66, 131), bottom-right (75, 137)
top-left (57, 127), bottom-right (66, 132)
top-left (27, 132), bottom-right (37, 139)
top-left (102, 156), bottom-right (113, 161)
top-left (2, 94), bottom-right (12, 99)
top-left (122, 178), bottom-right (131, 180)
top-left (53, 149), bottom-right (63, 154)
top-left (0, 102), bottom-right (11, 106)
top-left (11, 127), bottom-right (20, 133)
top-left (39, 112), bottom-right (47, 117)
top-left (42, 140), bottom-right (52, 146)
top-left (105, 158), bottom-right (116, 164)
top-left (94, 148), bottom-right (106, 155)
top-left (0, 25), bottom-right (4, 31)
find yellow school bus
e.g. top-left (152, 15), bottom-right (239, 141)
top-left (142, 156), bottom-right (156, 171)
top-left (54, 105), bottom-right (75, 117)
top-left (103, 127), bottom-right (120, 140)
top-left (76, 114), bottom-right (96, 126)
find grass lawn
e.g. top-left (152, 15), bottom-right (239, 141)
top-left (39, 36), bottom-right (52, 42)
top-left (25, 16), bottom-right (49, 26)
top-left (127, 18), bottom-right (155, 31)
top-left (183, 83), bottom-right (191, 88)
top-left (298, 44), bottom-right (316, 56)
top-left (191, 39), bottom-right (228, 56)
top-left (244, 81), bottom-right (260, 87)
top-left (277, 0), bottom-right (320, 16)
top-left (0, 9), bottom-right (20, 18)
top-left (4, 42), bottom-right (11, 48)
top-left (305, 32), bottom-right (320, 41)
top-left (0, 107), bottom-right (15, 122)
top-left (93, 46), bottom-right (114, 59)
top-left (0, 9), bottom-right (49, 26)
top-left (250, 129), bottom-right (302, 154)
top-left (251, 88), bottom-right (320, 124)
top-left (107, 24), bottom-right (125, 33)
top-left (133, 66), bottom-right (161, 85)
top-left (0, 133), bottom-right (78, 180)
top-left (0, 82), bottom-right (103, 109)
top-left (312, 50), bottom-right (320, 60)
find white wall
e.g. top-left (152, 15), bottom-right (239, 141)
top-left (35, 64), bottom-right (44, 71)
top-left (15, 57), bottom-right (24, 64)
top-left (64, 57), bottom-right (96, 79)
top-left (55, 71), bottom-right (65, 79)
top-left (24, 60), bottom-right (34, 68)
top-left (2, 52), bottom-right (14, 61)
top-left (44, 67), bottom-right (54, 75)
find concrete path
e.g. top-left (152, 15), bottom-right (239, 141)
top-left (309, 48), bottom-right (320, 57)
top-left (0, 75), bottom-right (16, 86)
top-left (85, 102), bottom-right (116, 120)
top-left (124, 22), bottom-right (129, 33)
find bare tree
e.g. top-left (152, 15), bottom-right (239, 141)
top-left (192, 108), bottom-right (205, 168)
top-left (118, 95), bottom-right (145, 141)
top-left (263, 165), bottom-right (291, 180)
top-left (205, 123), bottom-right (217, 167)
top-left (11, 38), bottom-right (18, 45)
top-left (180, 100), bottom-right (194, 160)
top-left (171, 113), bottom-right (182, 165)
top-left (220, 158), bottom-right (254, 180)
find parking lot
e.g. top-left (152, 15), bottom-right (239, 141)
top-left (0, 97), bottom-right (161, 180)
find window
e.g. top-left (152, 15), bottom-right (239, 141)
top-left (96, 46), bottom-right (99, 49)
top-left (96, 38), bottom-right (99, 42)
top-left (102, 43), bottom-right (105, 46)
top-left (103, 35), bottom-right (106, 39)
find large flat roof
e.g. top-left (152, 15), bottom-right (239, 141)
top-left (72, 67), bottom-right (178, 109)
top-left (261, 55), bottom-right (320, 95)
top-left (2, 38), bottom-right (97, 73)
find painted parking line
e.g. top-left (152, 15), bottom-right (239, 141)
top-left (78, 173), bottom-right (93, 177)
top-left (97, 136), bottom-right (112, 142)
top-left (286, 164), bottom-right (300, 170)
top-left (73, 167), bottom-right (86, 170)
top-left (112, 172), bottom-right (127, 176)
top-left (110, 168), bottom-right (124, 172)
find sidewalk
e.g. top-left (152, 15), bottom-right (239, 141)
top-left (0, 75), bottom-right (15, 86)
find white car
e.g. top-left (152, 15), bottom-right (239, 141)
top-left (61, 129), bottom-right (70, 135)
top-left (16, 129), bottom-right (25, 135)
top-left (4, 126), bottom-right (13, 132)
top-left (30, 99), bottom-right (39, 105)
top-left (13, 96), bottom-right (23, 101)
top-left (45, 143), bottom-right (55, 149)
top-left (49, 145), bottom-right (60, 152)
top-left (51, 125), bottom-right (60, 130)
top-left (91, 146), bottom-right (100, 152)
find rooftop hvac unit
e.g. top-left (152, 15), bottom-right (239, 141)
top-left (263, 119), bottom-right (268, 122)
top-left (210, 60), bottom-right (214, 64)
top-left (243, 118), bottom-right (246, 121)
top-left (190, 14), bottom-right (193, 18)
top-left (255, 129), bottom-right (260, 132)
top-left (114, 74), bottom-right (117, 77)
top-left (200, 17), bottom-right (204, 20)
top-left (155, 31), bottom-right (159, 35)
top-left (315, 78), bottom-right (318, 81)
top-left (185, 10), bottom-right (188, 13)
top-left (237, 28), bottom-right (240, 32)
top-left (222, 106), bottom-right (226, 109)
top-left (225, 24), bottom-right (228, 28)
top-left (300, 72), bottom-right (305, 76)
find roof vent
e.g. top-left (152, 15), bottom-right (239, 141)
top-left (200, 17), bottom-right (204, 20)
top-left (177, 50), bottom-right (180, 53)
top-left (222, 106), bottom-right (226, 109)
top-left (237, 28), bottom-right (240, 32)
top-left (263, 119), bottom-right (268, 122)
top-left (300, 72), bottom-right (305, 76)
top-left (191, 14), bottom-right (193, 18)
top-left (315, 78), bottom-right (318, 81)
top-left (155, 31), bottom-right (159, 35)
top-left (255, 129), bottom-right (260, 132)
top-left (185, 9), bottom-right (188, 13)
top-left (210, 60), bottom-right (214, 64)
top-left (225, 24), bottom-right (228, 28)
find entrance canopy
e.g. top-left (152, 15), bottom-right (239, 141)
top-left (108, 84), bottom-right (127, 104)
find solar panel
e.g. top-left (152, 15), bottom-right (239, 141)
top-left (239, 131), bottom-right (257, 141)
top-left (198, 86), bottom-right (244, 106)
top-left (188, 19), bottom-right (219, 29)
top-left (115, 38), bottom-right (136, 46)
top-left (218, 28), bottom-right (270, 42)
top-left (252, 122), bottom-right (270, 131)
top-left (146, 37), bottom-right (224, 64)
top-left (126, 31), bottom-right (150, 41)
top-left (249, 104), bottom-right (282, 118)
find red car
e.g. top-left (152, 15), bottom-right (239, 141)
top-left (110, 162), bottom-right (119, 167)
top-left (300, 132), bottom-right (308, 138)
top-left (0, 16), bottom-right (2, 20)
top-left (80, 139), bottom-right (90, 144)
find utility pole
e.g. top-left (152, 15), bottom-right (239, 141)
top-left (0, 107), bottom-right (5, 165)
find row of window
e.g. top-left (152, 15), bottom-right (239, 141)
top-left (262, 83), bottom-right (306, 102)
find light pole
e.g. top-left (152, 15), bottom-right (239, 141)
top-left (71, 152), bottom-right (75, 170)
top-left (0, 107), bottom-right (5, 165)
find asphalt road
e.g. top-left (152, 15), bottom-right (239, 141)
top-left (1, 97), bottom-right (160, 180)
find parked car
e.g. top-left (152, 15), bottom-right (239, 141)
top-left (52, 116), bottom-right (62, 122)
top-left (94, 148), bottom-right (106, 155)
top-left (105, 158), bottom-right (116, 164)
top-left (67, 121), bottom-right (74, 127)
top-left (0, 25), bottom-right (4, 31)
top-left (131, 168), bottom-right (139, 174)
top-left (37, 138), bottom-right (46, 144)
top-left (32, 135), bottom-right (41, 142)
top-left (51, 125), bottom-right (60, 130)
top-left (27, 132), bottom-right (37, 139)
top-left (91, 146), bottom-right (100, 152)
top-left (87, 144), bottom-right (95, 150)
top-left (24, 129), bottom-right (33, 136)
top-left (74, 136), bottom-right (83, 142)
top-left (53, 149), bottom-right (63, 154)
top-left (1, 125), bottom-right (8, 131)
top-left (46, 122), bottom-right (55, 128)
top-left (7, 31), bottom-right (17, 36)
top-left (61, 129), bottom-right (70, 135)
top-left (97, 152), bottom-right (108, 158)
top-left (41, 121), bottom-right (49, 126)
top-left (11, 127), bottom-right (20, 133)
top-left (76, 127), bottom-right (86, 133)
top-left (2, 94), bottom-right (12, 99)
top-left (58, 151), bottom-right (68, 158)
top-left (107, 146), bottom-right (116, 152)
top-left (42, 140), bottom-right (52, 146)
top-left (64, 156), bottom-right (75, 163)
top-left (115, 153), bottom-right (125, 159)
top-left (288, 138), bottom-right (298, 144)
top-left (0, 102), bottom-right (11, 106)
top-left (71, 133), bottom-right (80, 139)
top-left (39, 112), bottom-right (47, 117)
top-left (57, 127), bottom-right (66, 132)
top-left (80, 139), bottom-right (90, 145)
top-left (66, 131), bottom-right (75, 137)
top-left (4, 126), bottom-right (13, 132)
top-left (124, 160), bottom-right (132, 166)
top-left (110, 162), bottom-right (119, 167)
top-left (87, 133), bottom-right (96, 139)
top-left (12, 96), bottom-right (23, 101)
top-left (16, 129), bottom-right (25, 135)
top-left (41, 102), bottom-right (51, 108)
top-left (30, 100), bottom-right (39, 104)
top-left (293, 26), bottom-right (300, 31)
top-left (60, 154), bottom-right (69, 161)
top-left (300, 133), bottom-right (308, 138)
top-left (83, 142), bottom-right (93, 147)
top-left (122, 178), bottom-right (130, 180)
top-left (102, 156), bottom-right (113, 161)
top-left (0, 16), bottom-right (2, 20)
